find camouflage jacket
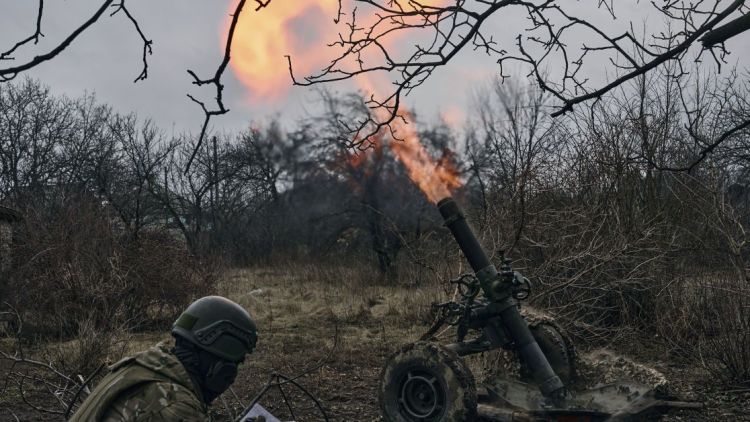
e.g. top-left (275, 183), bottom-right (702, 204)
top-left (69, 342), bottom-right (209, 421)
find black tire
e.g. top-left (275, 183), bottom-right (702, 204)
top-left (378, 342), bottom-right (477, 422)
top-left (520, 322), bottom-right (576, 385)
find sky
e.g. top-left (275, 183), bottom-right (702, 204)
top-left (0, 0), bottom-right (491, 135)
top-left (0, 1), bottom-right (749, 138)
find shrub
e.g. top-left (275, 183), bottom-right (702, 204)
top-left (3, 196), bottom-right (218, 344)
top-left (696, 277), bottom-right (750, 385)
top-left (650, 274), bottom-right (750, 385)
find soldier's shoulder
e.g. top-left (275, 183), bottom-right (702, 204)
top-left (107, 341), bottom-right (172, 371)
top-left (103, 380), bottom-right (207, 421)
top-left (131, 341), bottom-right (193, 382)
top-left (145, 378), bottom-right (203, 403)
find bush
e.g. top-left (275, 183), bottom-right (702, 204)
top-left (3, 196), bottom-right (218, 345)
top-left (648, 274), bottom-right (750, 385)
top-left (696, 277), bottom-right (750, 385)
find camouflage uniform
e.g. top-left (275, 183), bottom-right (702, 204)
top-left (69, 342), bottom-right (208, 422)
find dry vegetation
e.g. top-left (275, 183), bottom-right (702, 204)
top-left (3, 259), bottom-right (750, 420)
top-left (216, 265), bottom-right (445, 420)
top-left (205, 266), bottom-right (750, 421)
top-left (1, 1), bottom-right (750, 420)
top-left (1, 68), bottom-right (750, 420)
top-left (0, 261), bottom-right (448, 421)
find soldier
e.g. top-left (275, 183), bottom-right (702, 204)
top-left (70, 296), bottom-right (258, 421)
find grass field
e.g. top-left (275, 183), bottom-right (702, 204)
top-left (216, 265), bottom-right (444, 421)
top-left (2, 264), bottom-right (750, 421)
top-left (213, 266), bottom-right (750, 421)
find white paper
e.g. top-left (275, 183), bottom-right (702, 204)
top-left (240, 403), bottom-right (283, 422)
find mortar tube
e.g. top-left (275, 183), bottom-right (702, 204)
top-left (437, 197), bottom-right (565, 399)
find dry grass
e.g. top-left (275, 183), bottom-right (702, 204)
top-left (215, 264), bottom-right (750, 421)
top-left (1, 261), bottom-right (449, 421)
top-left (213, 263), bottom-right (447, 421)
top-left (4, 262), bottom-right (749, 421)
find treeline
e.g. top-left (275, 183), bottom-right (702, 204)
top-left (2, 73), bottom-right (750, 278)
top-left (457, 71), bottom-right (750, 384)
top-left (1, 69), bottom-right (749, 383)
top-left (0, 79), bottom-right (449, 268)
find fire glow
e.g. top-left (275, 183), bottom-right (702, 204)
top-left (228, 0), bottom-right (342, 99)
top-left (376, 108), bottom-right (461, 203)
top-left (228, 0), bottom-right (461, 203)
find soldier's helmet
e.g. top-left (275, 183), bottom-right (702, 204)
top-left (172, 296), bottom-right (257, 362)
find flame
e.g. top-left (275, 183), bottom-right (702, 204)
top-left (229, 0), bottom-right (342, 99)
top-left (347, 138), bottom-right (383, 170)
top-left (229, 0), bottom-right (449, 100)
top-left (333, 133), bottom-right (386, 194)
top-left (386, 111), bottom-right (461, 203)
top-left (355, 75), bottom-right (460, 203)
top-left (228, 0), bottom-right (461, 203)
top-left (338, 104), bottom-right (460, 203)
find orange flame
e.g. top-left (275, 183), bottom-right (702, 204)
top-left (386, 112), bottom-right (461, 203)
top-left (229, 0), bottom-right (449, 100)
top-left (229, 0), bottom-right (342, 99)
top-left (228, 0), bottom-right (461, 203)
top-left (356, 75), bottom-right (460, 203)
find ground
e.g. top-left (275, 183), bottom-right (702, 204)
top-left (1, 265), bottom-right (749, 421)
top-left (214, 266), bottom-right (441, 421)
top-left (215, 267), bottom-right (750, 421)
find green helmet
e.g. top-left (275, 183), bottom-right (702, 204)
top-left (172, 296), bottom-right (257, 362)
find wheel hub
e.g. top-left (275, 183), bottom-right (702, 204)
top-left (399, 369), bottom-right (446, 420)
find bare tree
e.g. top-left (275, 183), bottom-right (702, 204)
top-left (101, 115), bottom-right (177, 238)
top-left (0, 79), bottom-right (74, 203)
top-left (0, 2), bottom-right (149, 83)
top-left (471, 79), bottom-right (562, 250)
top-left (150, 129), bottom-right (281, 255)
top-left (58, 94), bottom-right (115, 191)
top-left (6, 2), bottom-right (748, 166)
top-left (287, 0), bottom-right (750, 161)
top-left (0, 1), bottom-right (272, 169)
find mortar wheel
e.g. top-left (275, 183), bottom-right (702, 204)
top-left (520, 322), bottom-right (576, 385)
top-left (379, 342), bottom-right (477, 422)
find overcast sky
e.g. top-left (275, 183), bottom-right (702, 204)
top-left (0, 0), bottom-right (486, 135)
top-left (1, 1), bottom-right (748, 137)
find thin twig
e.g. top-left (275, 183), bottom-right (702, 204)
top-left (185, 0), bottom-right (272, 172)
top-left (0, 0), bottom-right (44, 61)
top-left (0, 1), bottom-right (115, 82)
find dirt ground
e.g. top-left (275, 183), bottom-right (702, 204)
top-left (2, 266), bottom-right (749, 421)
top-left (216, 267), bottom-right (750, 421)
top-left (213, 266), bottom-right (441, 421)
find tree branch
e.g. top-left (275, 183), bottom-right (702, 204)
top-left (109, 1), bottom-right (153, 82)
top-left (184, 0), bottom-right (272, 171)
top-left (0, 1), bottom-right (114, 82)
top-left (289, 0), bottom-right (749, 152)
top-left (0, 0), bottom-right (45, 61)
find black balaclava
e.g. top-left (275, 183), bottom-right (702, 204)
top-left (172, 336), bottom-right (238, 405)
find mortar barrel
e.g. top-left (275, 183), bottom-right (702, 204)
top-left (437, 196), bottom-right (566, 398)
top-left (437, 197), bottom-right (491, 273)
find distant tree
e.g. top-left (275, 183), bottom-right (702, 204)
top-left (0, 0), bottom-right (271, 168)
top-left (468, 78), bottom-right (561, 248)
top-left (288, 1), bottom-right (750, 165)
top-left (0, 79), bottom-right (73, 203)
top-left (3, 2), bottom-right (748, 167)
top-left (102, 114), bottom-right (177, 238)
